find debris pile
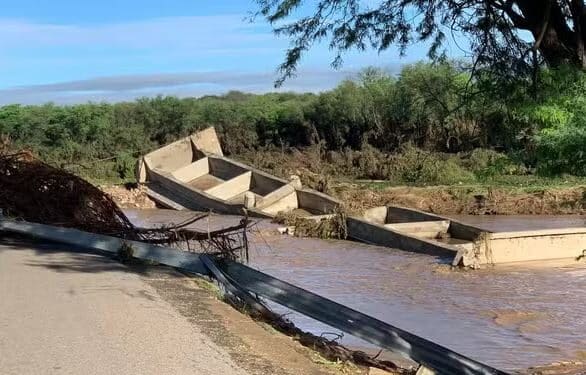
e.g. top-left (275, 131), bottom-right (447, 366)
top-left (135, 213), bottom-right (250, 261)
top-left (101, 183), bottom-right (156, 209)
top-left (0, 151), bottom-right (249, 260)
top-left (263, 311), bottom-right (410, 374)
top-left (273, 210), bottom-right (347, 239)
top-left (0, 151), bottom-right (136, 237)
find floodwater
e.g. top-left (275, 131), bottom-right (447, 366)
top-left (126, 209), bottom-right (586, 371)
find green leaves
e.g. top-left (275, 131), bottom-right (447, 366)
top-left (512, 67), bottom-right (586, 176)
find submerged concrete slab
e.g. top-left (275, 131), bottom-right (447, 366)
top-left (349, 205), bottom-right (586, 267)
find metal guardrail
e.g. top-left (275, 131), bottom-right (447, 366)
top-left (218, 260), bottom-right (507, 375)
top-left (0, 218), bottom-right (508, 375)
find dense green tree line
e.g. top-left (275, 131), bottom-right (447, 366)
top-left (1, 61), bottom-right (585, 181)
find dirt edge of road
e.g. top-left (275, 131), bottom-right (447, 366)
top-left (131, 261), bottom-right (373, 375)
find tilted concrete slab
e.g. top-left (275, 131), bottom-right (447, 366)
top-left (190, 127), bottom-right (223, 156)
top-left (347, 216), bottom-right (464, 259)
top-left (137, 127), bottom-right (341, 219)
top-left (384, 220), bottom-right (450, 239)
top-left (145, 136), bottom-right (194, 173)
top-left (172, 157), bottom-right (210, 182)
top-left (205, 172), bottom-right (252, 201)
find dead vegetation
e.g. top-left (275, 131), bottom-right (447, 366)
top-left (234, 146), bottom-right (586, 216)
top-left (273, 210), bottom-right (348, 239)
top-left (333, 184), bottom-right (586, 216)
top-left (259, 311), bottom-right (412, 374)
top-left (220, 281), bottom-right (411, 375)
top-left (0, 151), bottom-right (138, 237)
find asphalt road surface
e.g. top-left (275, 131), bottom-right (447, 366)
top-left (0, 241), bottom-right (248, 375)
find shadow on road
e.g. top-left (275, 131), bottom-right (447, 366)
top-left (1, 236), bottom-right (158, 276)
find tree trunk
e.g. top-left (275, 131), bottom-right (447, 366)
top-left (509, 0), bottom-right (586, 69)
top-left (570, 0), bottom-right (586, 68)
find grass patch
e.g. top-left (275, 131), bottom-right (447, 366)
top-left (308, 351), bottom-right (360, 374)
top-left (192, 277), bottom-right (222, 297)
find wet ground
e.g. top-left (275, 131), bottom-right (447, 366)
top-left (126, 209), bottom-right (586, 372)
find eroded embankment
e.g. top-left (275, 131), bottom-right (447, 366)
top-left (229, 147), bottom-right (586, 216)
top-left (103, 182), bottom-right (586, 216)
top-left (332, 184), bottom-right (586, 216)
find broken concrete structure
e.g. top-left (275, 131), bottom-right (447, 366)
top-left (136, 127), bottom-right (340, 218)
top-left (348, 206), bottom-right (586, 267)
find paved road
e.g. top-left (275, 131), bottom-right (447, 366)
top-left (0, 242), bottom-right (248, 375)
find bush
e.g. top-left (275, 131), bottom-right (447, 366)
top-left (1, 61), bottom-right (585, 182)
top-left (465, 149), bottom-right (528, 179)
top-left (536, 124), bottom-right (586, 176)
top-left (385, 145), bottom-right (476, 185)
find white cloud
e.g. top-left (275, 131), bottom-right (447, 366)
top-left (0, 13), bottom-right (414, 104)
top-left (0, 68), bottom-right (376, 105)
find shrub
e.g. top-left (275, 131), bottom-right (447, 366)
top-left (516, 67), bottom-right (586, 176)
top-left (2, 61), bottom-right (586, 182)
top-left (386, 145), bottom-right (476, 185)
top-left (465, 149), bottom-right (528, 179)
top-left (536, 124), bottom-right (586, 176)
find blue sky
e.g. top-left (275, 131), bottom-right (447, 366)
top-left (0, 1), bottom-right (455, 104)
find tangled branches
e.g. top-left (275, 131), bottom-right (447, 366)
top-left (0, 151), bottom-right (137, 238)
top-left (133, 213), bottom-right (250, 261)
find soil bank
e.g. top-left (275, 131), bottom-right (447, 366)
top-left (102, 181), bottom-right (586, 216)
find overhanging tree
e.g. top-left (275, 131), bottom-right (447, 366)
top-left (254, 1), bottom-right (586, 85)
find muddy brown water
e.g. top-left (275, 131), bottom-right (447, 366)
top-left (126, 209), bottom-right (586, 371)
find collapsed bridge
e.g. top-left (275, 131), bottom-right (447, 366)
top-left (138, 127), bottom-right (586, 268)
